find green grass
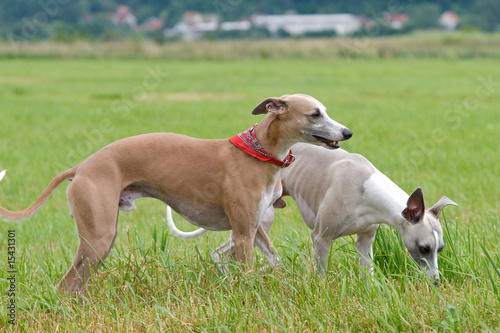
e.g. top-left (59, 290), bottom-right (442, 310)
top-left (0, 56), bottom-right (498, 332)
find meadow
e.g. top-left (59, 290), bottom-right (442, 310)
top-left (0, 40), bottom-right (499, 331)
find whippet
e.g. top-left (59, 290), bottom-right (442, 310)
top-left (167, 143), bottom-right (457, 285)
top-left (0, 94), bottom-right (352, 296)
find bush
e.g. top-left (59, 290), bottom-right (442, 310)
top-left (204, 27), bottom-right (271, 40)
top-left (405, 3), bottom-right (442, 29)
top-left (303, 30), bottom-right (337, 38)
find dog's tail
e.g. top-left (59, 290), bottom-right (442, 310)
top-left (166, 206), bottom-right (207, 239)
top-left (0, 168), bottom-right (76, 222)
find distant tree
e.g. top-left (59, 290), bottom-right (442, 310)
top-left (80, 0), bottom-right (118, 14)
top-left (80, 13), bottom-right (115, 38)
top-left (0, 0), bottom-right (40, 24)
top-left (0, 0), bottom-right (496, 40)
top-left (471, 0), bottom-right (500, 31)
top-left (405, 3), bottom-right (442, 29)
top-left (55, 1), bottom-right (84, 24)
top-left (48, 20), bottom-right (76, 42)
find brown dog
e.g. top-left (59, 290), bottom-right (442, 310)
top-left (0, 94), bottom-right (352, 296)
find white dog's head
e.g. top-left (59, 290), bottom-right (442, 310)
top-left (399, 188), bottom-right (457, 285)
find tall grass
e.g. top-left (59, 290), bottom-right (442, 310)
top-left (0, 57), bottom-right (498, 331)
top-left (4, 219), bottom-right (497, 331)
top-left (1, 31), bottom-right (500, 60)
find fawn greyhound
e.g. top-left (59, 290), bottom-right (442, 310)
top-left (167, 143), bottom-right (457, 285)
top-left (0, 94), bottom-right (352, 296)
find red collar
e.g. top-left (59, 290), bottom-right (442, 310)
top-left (229, 124), bottom-right (295, 168)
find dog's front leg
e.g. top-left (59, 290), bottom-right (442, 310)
top-left (231, 224), bottom-right (257, 267)
top-left (311, 234), bottom-right (332, 275)
top-left (355, 227), bottom-right (379, 276)
top-left (224, 194), bottom-right (264, 267)
top-left (212, 206), bottom-right (277, 273)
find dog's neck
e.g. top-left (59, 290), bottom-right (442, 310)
top-left (255, 114), bottom-right (291, 161)
top-left (362, 172), bottom-right (410, 233)
top-left (381, 200), bottom-right (410, 235)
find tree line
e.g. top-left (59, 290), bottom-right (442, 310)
top-left (0, 0), bottom-right (498, 42)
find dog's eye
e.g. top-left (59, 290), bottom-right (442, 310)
top-left (308, 111), bottom-right (321, 119)
top-left (437, 246), bottom-right (444, 253)
top-left (419, 246), bottom-right (430, 254)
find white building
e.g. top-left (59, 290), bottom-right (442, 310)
top-left (110, 5), bottom-right (137, 28)
top-left (439, 11), bottom-right (460, 31)
top-left (251, 14), bottom-right (362, 36)
top-left (165, 11), bottom-right (218, 40)
top-left (165, 11), bottom-right (363, 40)
top-left (220, 20), bottom-right (251, 32)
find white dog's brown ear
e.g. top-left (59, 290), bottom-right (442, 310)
top-left (252, 98), bottom-right (287, 115)
top-left (402, 187), bottom-right (425, 223)
top-left (429, 196), bottom-right (457, 218)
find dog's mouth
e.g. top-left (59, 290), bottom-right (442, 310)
top-left (312, 135), bottom-right (340, 149)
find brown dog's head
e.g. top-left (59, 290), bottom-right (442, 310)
top-left (252, 94), bottom-right (352, 149)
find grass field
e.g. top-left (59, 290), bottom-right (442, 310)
top-left (0, 52), bottom-right (499, 331)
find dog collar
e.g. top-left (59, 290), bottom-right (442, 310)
top-left (229, 124), bottom-right (295, 168)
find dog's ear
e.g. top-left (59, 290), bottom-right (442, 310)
top-left (428, 196), bottom-right (457, 218)
top-left (402, 187), bottom-right (425, 224)
top-left (252, 97), bottom-right (288, 115)
top-left (273, 197), bottom-right (287, 209)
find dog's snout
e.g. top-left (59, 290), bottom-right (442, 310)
top-left (342, 128), bottom-right (353, 140)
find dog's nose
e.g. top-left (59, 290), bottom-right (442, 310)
top-left (342, 128), bottom-right (353, 140)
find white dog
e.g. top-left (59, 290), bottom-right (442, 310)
top-left (167, 143), bottom-right (457, 285)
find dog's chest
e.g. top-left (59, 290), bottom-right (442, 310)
top-left (257, 174), bottom-right (281, 221)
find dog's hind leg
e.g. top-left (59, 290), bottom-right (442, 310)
top-left (254, 225), bottom-right (278, 268)
top-left (58, 179), bottom-right (120, 296)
